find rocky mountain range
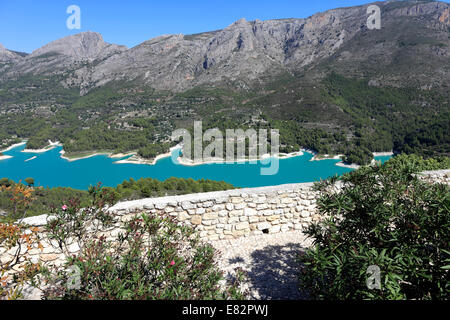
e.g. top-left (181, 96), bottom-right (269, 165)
top-left (1, 0), bottom-right (449, 94)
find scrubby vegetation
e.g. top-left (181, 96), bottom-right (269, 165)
top-left (1, 184), bottom-right (247, 300)
top-left (42, 204), bottom-right (247, 299)
top-left (0, 183), bottom-right (42, 299)
top-left (112, 177), bottom-right (235, 200)
top-left (299, 154), bottom-right (450, 300)
top-left (342, 147), bottom-right (373, 166)
top-left (0, 181), bottom-right (92, 221)
top-left (0, 177), bottom-right (235, 220)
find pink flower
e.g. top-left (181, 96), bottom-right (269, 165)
top-left (62, 205), bottom-right (68, 211)
top-left (170, 260), bottom-right (175, 266)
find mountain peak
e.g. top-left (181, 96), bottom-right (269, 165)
top-left (0, 43), bottom-right (23, 62)
top-left (29, 31), bottom-right (127, 61)
top-left (232, 17), bottom-right (249, 26)
top-left (236, 17), bottom-right (248, 24)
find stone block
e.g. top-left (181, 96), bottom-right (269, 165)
top-left (191, 216), bottom-right (202, 225)
top-left (178, 212), bottom-right (190, 221)
top-left (203, 201), bottom-right (214, 208)
top-left (234, 203), bottom-right (246, 210)
top-left (203, 212), bottom-right (219, 220)
top-left (269, 225), bottom-right (281, 234)
top-left (212, 204), bottom-right (225, 212)
top-left (244, 207), bottom-right (257, 216)
top-left (181, 201), bottom-right (195, 210)
top-left (229, 210), bottom-right (243, 217)
top-left (231, 197), bottom-right (243, 204)
top-left (257, 222), bottom-right (271, 231)
top-left (218, 210), bottom-right (228, 217)
top-left (155, 203), bottom-right (167, 210)
top-left (235, 222), bottom-right (250, 231)
top-left (226, 203), bottom-right (234, 211)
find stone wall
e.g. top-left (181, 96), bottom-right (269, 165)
top-left (416, 169), bottom-right (450, 185)
top-left (0, 182), bottom-right (322, 277)
top-left (107, 182), bottom-right (322, 241)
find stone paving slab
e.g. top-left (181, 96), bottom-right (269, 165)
top-left (210, 231), bottom-right (314, 300)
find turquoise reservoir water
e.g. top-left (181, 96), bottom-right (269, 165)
top-left (0, 144), bottom-right (392, 190)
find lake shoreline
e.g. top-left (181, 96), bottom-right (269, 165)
top-left (1, 140), bottom-right (393, 169)
top-left (0, 143), bottom-right (393, 190)
top-left (22, 140), bottom-right (62, 153)
top-left (0, 141), bottom-right (27, 153)
top-left (0, 155), bottom-right (13, 161)
top-left (113, 148), bottom-right (178, 165)
top-left (0, 141), bottom-right (28, 161)
top-left (173, 150), bottom-right (305, 167)
top-left (59, 150), bottom-right (137, 162)
top-left (334, 152), bottom-right (395, 169)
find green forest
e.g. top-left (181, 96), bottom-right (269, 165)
top-left (0, 72), bottom-right (448, 166)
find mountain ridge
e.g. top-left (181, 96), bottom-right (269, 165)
top-left (0, 0), bottom-right (447, 94)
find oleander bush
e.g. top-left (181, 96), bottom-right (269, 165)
top-left (299, 155), bottom-right (450, 300)
top-left (40, 184), bottom-right (247, 300)
top-left (382, 153), bottom-right (450, 173)
top-left (0, 183), bottom-right (42, 300)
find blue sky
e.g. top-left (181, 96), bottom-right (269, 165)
top-left (0, 0), bottom-right (424, 53)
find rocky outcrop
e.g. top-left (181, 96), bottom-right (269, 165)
top-left (2, 1), bottom-right (448, 94)
top-left (29, 31), bottom-right (127, 62)
top-left (0, 44), bottom-right (24, 63)
top-left (86, 9), bottom-right (363, 91)
top-left (5, 32), bottom-right (127, 79)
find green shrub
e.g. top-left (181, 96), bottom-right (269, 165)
top-left (0, 178), bottom-right (235, 219)
top-left (24, 178), bottom-right (35, 187)
top-left (343, 147), bottom-right (373, 165)
top-left (383, 153), bottom-right (450, 173)
top-left (299, 157), bottom-right (450, 300)
top-left (41, 184), bottom-right (247, 300)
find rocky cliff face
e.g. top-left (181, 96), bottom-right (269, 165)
top-left (29, 31), bottom-right (127, 61)
top-left (6, 32), bottom-right (127, 78)
top-left (0, 44), bottom-right (24, 63)
top-left (0, 1), bottom-right (449, 94)
top-left (85, 10), bottom-right (364, 92)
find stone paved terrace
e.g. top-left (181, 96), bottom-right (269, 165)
top-left (210, 230), bottom-right (314, 300)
